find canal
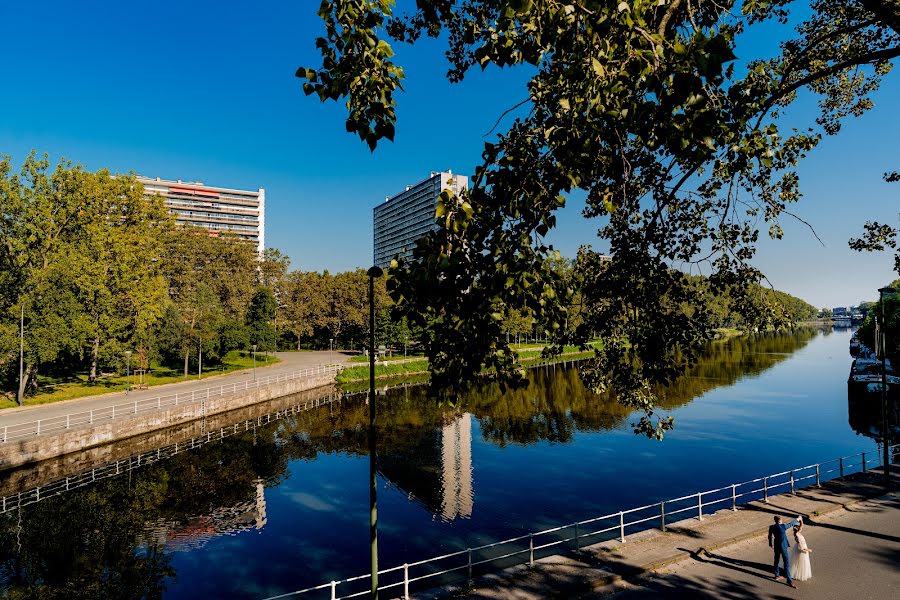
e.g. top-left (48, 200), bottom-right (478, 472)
top-left (0, 327), bottom-right (885, 598)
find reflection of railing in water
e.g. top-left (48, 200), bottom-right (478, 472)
top-left (264, 444), bottom-right (895, 600)
top-left (0, 392), bottom-right (345, 514)
top-left (1, 364), bottom-right (342, 443)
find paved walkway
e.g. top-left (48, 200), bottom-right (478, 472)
top-left (452, 467), bottom-right (898, 600)
top-left (596, 492), bottom-right (899, 600)
top-left (0, 351), bottom-right (351, 430)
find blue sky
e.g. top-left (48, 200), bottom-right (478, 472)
top-left (0, 1), bottom-right (896, 308)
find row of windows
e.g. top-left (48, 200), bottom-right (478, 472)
top-left (171, 209), bottom-right (259, 222)
top-left (165, 196), bottom-right (258, 211)
top-left (175, 218), bottom-right (258, 235)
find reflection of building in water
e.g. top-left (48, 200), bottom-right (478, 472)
top-left (142, 479), bottom-right (267, 551)
top-left (379, 413), bottom-right (474, 521)
top-left (441, 413), bottom-right (473, 519)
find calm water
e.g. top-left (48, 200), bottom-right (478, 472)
top-left (0, 327), bottom-right (886, 598)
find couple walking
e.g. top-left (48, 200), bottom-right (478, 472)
top-left (768, 515), bottom-right (813, 587)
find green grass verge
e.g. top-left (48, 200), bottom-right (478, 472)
top-left (348, 353), bottom-right (424, 363)
top-left (0, 351), bottom-right (280, 410)
top-left (336, 345), bottom-right (600, 384)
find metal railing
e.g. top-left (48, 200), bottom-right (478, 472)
top-left (1, 364), bottom-right (342, 443)
top-left (265, 444), bottom-right (897, 600)
top-left (0, 391), bottom-right (346, 514)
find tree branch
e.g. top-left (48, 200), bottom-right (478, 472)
top-left (658, 0), bottom-right (685, 36)
top-left (483, 97), bottom-right (531, 137)
top-left (762, 46), bottom-right (900, 114)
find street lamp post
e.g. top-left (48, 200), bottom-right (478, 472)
top-left (367, 265), bottom-right (383, 599)
top-left (878, 286), bottom-right (895, 486)
top-left (252, 344), bottom-right (257, 381)
top-left (125, 350), bottom-right (133, 393)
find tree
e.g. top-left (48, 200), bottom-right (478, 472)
top-left (246, 287), bottom-right (278, 353)
top-left (299, 0), bottom-right (900, 436)
top-left (67, 170), bottom-right (170, 382)
top-left (282, 271), bottom-right (328, 348)
top-left (0, 154), bottom-right (97, 402)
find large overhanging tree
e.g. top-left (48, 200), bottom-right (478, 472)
top-left (299, 0), bottom-right (899, 437)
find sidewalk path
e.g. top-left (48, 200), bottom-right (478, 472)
top-left (452, 467), bottom-right (898, 600)
top-left (596, 492), bottom-right (899, 600)
top-left (0, 351), bottom-right (351, 430)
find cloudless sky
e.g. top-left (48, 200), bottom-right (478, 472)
top-left (0, 1), bottom-right (896, 308)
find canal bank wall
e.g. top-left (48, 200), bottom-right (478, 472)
top-left (0, 383), bottom-right (340, 497)
top-left (0, 372), bottom-right (336, 470)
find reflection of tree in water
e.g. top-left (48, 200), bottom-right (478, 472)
top-left (282, 331), bottom-right (819, 452)
top-left (0, 434), bottom-right (294, 599)
top-left (476, 330), bottom-right (819, 446)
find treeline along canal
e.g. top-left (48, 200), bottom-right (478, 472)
top-left (0, 327), bottom-right (884, 598)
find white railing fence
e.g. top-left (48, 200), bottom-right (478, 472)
top-left (1, 364), bottom-right (342, 443)
top-left (265, 444), bottom-right (898, 600)
top-left (0, 391), bottom-right (346, 514)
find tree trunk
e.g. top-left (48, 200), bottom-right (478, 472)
top-left (184, 346), bottom-right (189, 377)
top-left (88, 336), bottom-right (100, 383)
top-left (16, 363), bottom-right (33, 406)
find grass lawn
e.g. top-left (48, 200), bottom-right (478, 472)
top-left (335, 344), bottom-right (601, 384)
top-left (348, 353), bottom-right (424, 363)
top-left (0, 351), bottom-right (280, 410)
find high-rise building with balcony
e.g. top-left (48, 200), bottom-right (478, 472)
top-left (373, 171), bottom-right (468, 269)
top-left (137, 176), bottom-right (265, 254)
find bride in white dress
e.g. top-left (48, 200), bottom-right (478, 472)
top-left (790, 523), bottom-right (813, 581)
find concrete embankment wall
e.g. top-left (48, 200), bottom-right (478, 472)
top-left (0, 383), bottom-right (339, 495)
top-left (0, 373), bottom-right (335, 471)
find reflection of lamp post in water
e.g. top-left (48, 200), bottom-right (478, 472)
top-left (878, 285), bottom-right (895, 486)
top-left (367, 265), bottom-right (383, 599)
top-left (252, 344), bottom-right (257, 381)
top-left (125, 350), bottom-right (133, 393)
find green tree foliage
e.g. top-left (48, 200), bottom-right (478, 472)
top-left (299, 0), bottom-right (899, 435)
top-left (849, 172), bottom-right (899, 275)
top-left (246, 287), bottom-right (278, 352)
top-left (0, 153), bottom-right (170, 402)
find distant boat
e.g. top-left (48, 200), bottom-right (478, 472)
top-left (848, 357), bottom-right (900, 399)
top-left (850, 336), bottom-right (861, 356)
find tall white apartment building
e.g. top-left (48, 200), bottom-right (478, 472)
top-left (373, 170), bottom-right (468, 269)
top-left (137, 176), bottom-right (265, 254)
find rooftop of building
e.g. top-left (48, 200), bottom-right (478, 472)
top-left (136, 175), bottom-right (263, 195)
top-left (375, 170), bottom-right (466, 209)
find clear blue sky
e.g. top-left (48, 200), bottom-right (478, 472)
top-left (0, 1), bottom-right (896, 308)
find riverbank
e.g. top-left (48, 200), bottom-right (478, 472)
top-left (433, 466), bottom-right (898, 600)
top-left (336, 345), bottom-right (600, 383)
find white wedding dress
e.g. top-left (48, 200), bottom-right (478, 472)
top-left (790, 533), bottom-right (812, 581)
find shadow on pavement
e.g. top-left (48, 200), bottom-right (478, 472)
top-left (611, 573), bottom-right (795, 600)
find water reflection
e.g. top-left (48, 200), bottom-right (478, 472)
top-left (847, 387), bottom-right (899, 443)
top-left (0, 330), bottom-right (825, 598)
top-left (380, 414), bottom-right (473, 521)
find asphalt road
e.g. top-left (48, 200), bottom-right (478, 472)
top-left (602, 493), bottom-right (900, 600)
top-left (0, 350), bottom-right (351, 428)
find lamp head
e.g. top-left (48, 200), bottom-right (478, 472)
top-left (367, 266), bottom-right (384, 278)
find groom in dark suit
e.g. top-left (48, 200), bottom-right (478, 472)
top-left (768, 515), bottom-right (802, 587)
